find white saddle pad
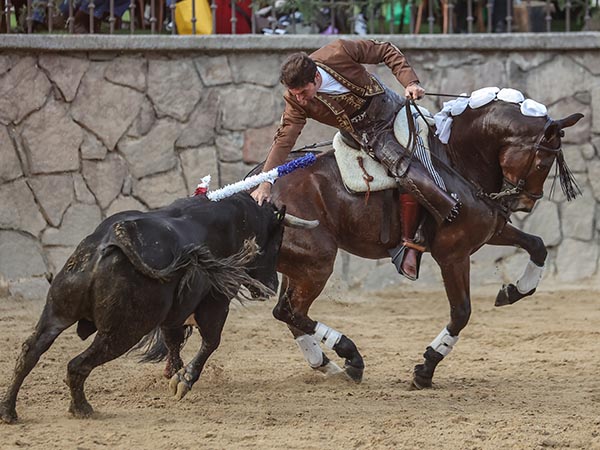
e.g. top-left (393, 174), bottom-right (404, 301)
top-left (333, 104), bottom-right (436, 194)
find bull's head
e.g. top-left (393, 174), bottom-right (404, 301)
top-left (246, 203), bottom-right (318, 299)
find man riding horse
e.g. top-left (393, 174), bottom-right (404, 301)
top-left (251, 38), bottom-right (461, 281)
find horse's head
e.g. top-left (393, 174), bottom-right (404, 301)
top-left (497, 110), bottom-right (584, 212)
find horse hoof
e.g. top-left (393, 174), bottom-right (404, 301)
top-left (69, 401), bottom-right (94, 419)
top-left (344, 365), bottom-right (363, 383)
top-left (411, 374), bottom-right (432, 390)
top-left (495, 284), bottom-right (535, 307)
top-left (316, 361), bottom-right (343, 376)
top-left (0, 403), bottom-right (17, 424)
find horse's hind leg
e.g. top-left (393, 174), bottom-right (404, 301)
top-left (413, 256), bottom-right (471, 389)
top-left (0, 304), bottom-right (75, 423)
top-left (169, 295), bottom-right (229, 400)
top-left (273, 275), bottom-right (364, 383)
top-left (66, 326), bottom-right (150, 418)
top-left (486, 224), bottom-right (547, 306)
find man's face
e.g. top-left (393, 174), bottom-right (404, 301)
top-left (287, 72), bottom-right (320, 106)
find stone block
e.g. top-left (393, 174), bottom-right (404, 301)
top-left (0, 179), bottom-right (46, 236)
top-left (180, 145), bottom-right (219, 194)
top-left (0, 231), bottom-right (47, 279)
top-left (45, 246), bottom-right (76, 275)
top-left (525, 56), bottom-right (586, 105)
top-left (219, 85), bottom-right (281, 130)
top-left (126, 98), bottom-right (157, 139)
top-left (555, 238), bottom-right (598, 282)
top-left (81, 131), bottom-right (107, 160)
top-left (133, 170), bottom-right (187, 209)
top-left (82, 153), bottom-right (128, 209)
top-left (229, 53), bottom-right (281, 87)
top-left (0, 57), bottom-right (51, 125)
top-left (560, 186), bottom-right (596, 240)
top-left (21, 99), bottom-right (82, 174)
top-left (195, 55), bottom-right (233, 86)
top-left (119, 118), bottom-right (182, 178)
top-left (39, 54), bottom-right (90, 102)
top-left (176, 90), bottom-right (219, 149)
top-left (8, 277), bottom-right (49, 302)
top-left (73, 173), bottom-right (97, 204)
top-left (71, 68), bottom-right (145, 150)
top-left (440, 59), bottom-right (507, 100)
top-left (592, 86), bottom-right (600, 134)
top-left (219, 161), bottom-right (251, 187)
top-left (216, 131), bottom-right (243, 162)
top-left (41, 203), bottom-right (102, 246)
top-left (106, 195), bottom-right (147, 217)
top-left (148, 58), bottom-right (202, 122)
top-left (522, 200), bottom-right (561, 246)
top-left (0, 124), bottom-right (22, 183)
top-left (28, 174), bottom-right (74, 227)
top-left (243, 124), bottom-right (278, 164)
top-left (548, 97), bottom-right (591, 145)
top-left (104, 56), bottom-right (146, 92)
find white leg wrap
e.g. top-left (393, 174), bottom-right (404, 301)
top-left (516, 260), bottom-right (544, 294)
top-left (295, 335), bottom-right (323, 368)
top-left (313, 322), bottom-right (342, 349)
top-left (429, 328), bottom-right (459, 357)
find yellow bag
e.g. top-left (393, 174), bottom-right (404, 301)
top-left (175, 0), bottom-right (212, 35)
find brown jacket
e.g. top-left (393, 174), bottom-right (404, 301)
top-left (263, 39), bottom-right (420, 172)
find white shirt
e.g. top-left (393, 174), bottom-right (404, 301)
top-left (317, 67), bottom-right (350, 95)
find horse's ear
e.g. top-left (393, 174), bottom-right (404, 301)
top-left (556, 113), bottom-right (584, 130)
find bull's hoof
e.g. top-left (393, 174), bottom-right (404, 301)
top-left (495, 284), bottom-right (535, 307)
top-left (343, 365), bottom-right (364, 383)
top-left (0, 402), bottom-right (18, 424)
top-left (68, 400), bottom-right (94, 419)
top-left (169, 372), bottom-right (192, 400)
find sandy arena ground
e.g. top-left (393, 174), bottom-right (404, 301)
top-left (0, 287), bottom-right (599, 449)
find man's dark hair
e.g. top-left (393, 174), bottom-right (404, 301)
top-left (279, 52), bottom-right (318, 89)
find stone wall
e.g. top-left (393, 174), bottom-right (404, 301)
top-left (1, 34), bottom-right (599, 299)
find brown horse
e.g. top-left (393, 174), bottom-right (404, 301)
top-left (262, 100), bottom-right (583, 388)
top-left (148, 100), bottom-right (582, 390)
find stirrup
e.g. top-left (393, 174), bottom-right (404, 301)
top-left (389, 242), bottom-right (425, 281)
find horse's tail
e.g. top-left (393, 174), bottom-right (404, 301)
top-left (130, 326), bottom-right (194, 363)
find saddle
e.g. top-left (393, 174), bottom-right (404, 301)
top-left (333, 104), bottom-right (437, 194)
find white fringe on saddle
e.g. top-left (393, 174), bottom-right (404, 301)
top-left (333, 104), bottom-right (445, 193)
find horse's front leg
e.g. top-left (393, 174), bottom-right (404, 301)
top-left (413, 256), bottom-right (471, 389)
top-left (487, 223), bottom-right (547, 306)
top-left (273, 276), bottom-right (363, 382)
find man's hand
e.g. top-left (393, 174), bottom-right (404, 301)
top-left (405, 82), bottom-right (425, 100)
top-left (251, 182), bottom-right (272, 205)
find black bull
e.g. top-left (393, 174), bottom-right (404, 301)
top-left (0, 193), bottom-right (315, 423)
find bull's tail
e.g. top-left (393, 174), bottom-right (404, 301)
top-left (109, 221), bottom-right (274, 301)
top-left (129, 326), bottom-right (193, 362)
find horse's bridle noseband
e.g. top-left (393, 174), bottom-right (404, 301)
top-left (488, 118), bottom-right (562, 203)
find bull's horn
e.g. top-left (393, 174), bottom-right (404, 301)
top-left (283, 214), bottom-right (319, 229)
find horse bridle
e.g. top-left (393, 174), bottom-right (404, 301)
top-left (488, 118), bottom-right (562, 202)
